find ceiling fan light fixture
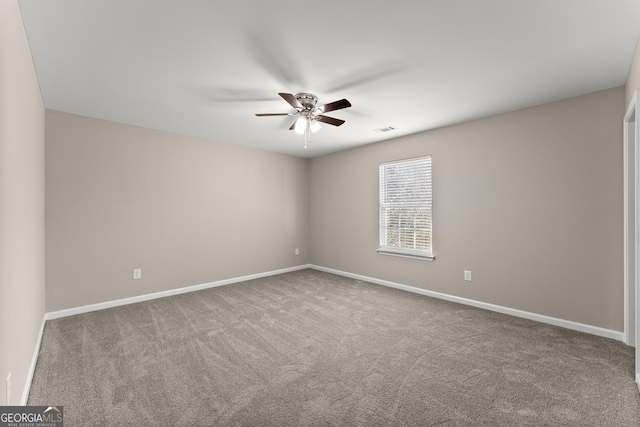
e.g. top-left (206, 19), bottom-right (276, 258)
top-left (309, 119), bottom-right (321, 133)
top-left (293, 116), bottom-right (307, 134)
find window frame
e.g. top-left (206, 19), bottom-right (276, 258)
top-left (377, 155), bottom-right (434, 261)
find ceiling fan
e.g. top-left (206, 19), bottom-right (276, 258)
top-left (255, 93), bottom-right (351, 148)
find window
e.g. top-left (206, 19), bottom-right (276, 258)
top-left (378, 156), bottom-right (433, 260)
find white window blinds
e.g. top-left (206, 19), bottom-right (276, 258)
top-left (378, 156), bottom-right (433, 260)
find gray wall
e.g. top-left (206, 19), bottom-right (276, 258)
top-left (45, 111), bottom-right (309, 312)
top-left (46, 88), bottom-right (627, 332)
top-left (310, 87), bottom-right (624, 332)
top-left (0, 0), bottom-right (46, 405)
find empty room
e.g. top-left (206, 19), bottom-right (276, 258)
top-left (3, 0), bottom-right (640, 425)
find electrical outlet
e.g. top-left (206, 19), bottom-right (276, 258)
top-left (133, 268), bottom-right (142, 280)
top-left (464, 270), bottom-right (472, 282)
top-left (295, 248), bottom-right (300, 256)
top-left (6, 372), bottom-right (11, 405)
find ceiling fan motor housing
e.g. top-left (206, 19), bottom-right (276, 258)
top-left (295, 93), bottom-right (318, 111)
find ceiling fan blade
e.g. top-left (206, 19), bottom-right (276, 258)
top-left (279, 93), bottom-right (303, 109)
top-left (255, 113), bottom-right (292, 116)
top-left (317, 115), bottom-right (345, 126)
top-left (318, 99), bottom-right (351, 113)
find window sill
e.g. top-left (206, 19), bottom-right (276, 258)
top-left (377, 249), bottom-right (435, 261)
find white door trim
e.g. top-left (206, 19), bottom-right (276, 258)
top-left (623, 88), bottom-right (640, 392)
top-left (623, 91), bottom-right (637, 346)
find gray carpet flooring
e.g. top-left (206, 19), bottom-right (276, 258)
top-left (28, 269), bottom-right (640, 426)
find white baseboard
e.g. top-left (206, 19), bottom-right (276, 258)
top-left (45, 264), bottom-right (311, 320)
top-left (310, 265), bottom-right (624, 342)
top-left (22, 315), bottom-right (46, 405)
top-left (42, 262), bottom-right (625, 340)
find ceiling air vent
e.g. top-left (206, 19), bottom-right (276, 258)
top-left (374, 126), bottom-right (397, 133)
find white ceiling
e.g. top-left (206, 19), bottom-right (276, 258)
top-left (18, 0), bottom-right (640, 158)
